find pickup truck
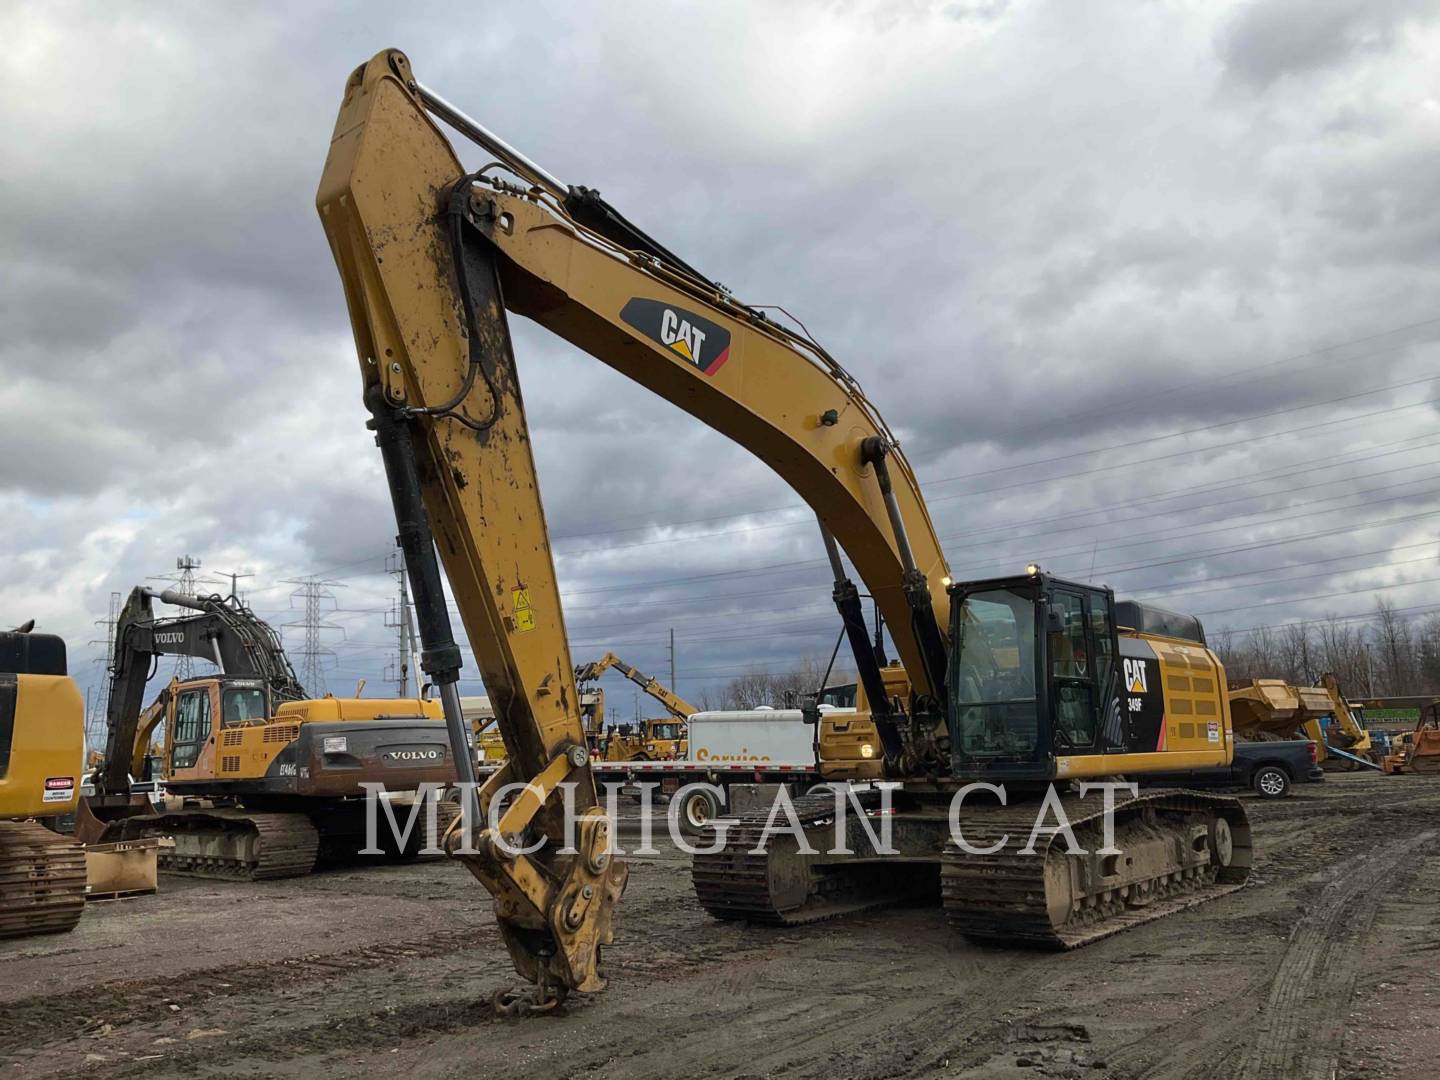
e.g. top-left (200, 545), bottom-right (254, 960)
top-left (1140, 738), bottom-right (1324, 798)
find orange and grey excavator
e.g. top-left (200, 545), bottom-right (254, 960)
top-left (317, 50), bottom-right (1252, 1007)
top-left (80, 587), bottom-right (461, 877)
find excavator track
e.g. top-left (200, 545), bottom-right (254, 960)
top-left (942, 789), bottom-right (1251, 949)
top-left (130, 810), bottom-right (320, 881)
top-left (694, 788), bottom-right (1251, 949)
top-left (0, 820), bottom-right (87, 939)
top-left (692, 791), bottom-right (934, 925)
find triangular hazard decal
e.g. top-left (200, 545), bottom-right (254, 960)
top-left (670, 339), bottom-right (694, 361)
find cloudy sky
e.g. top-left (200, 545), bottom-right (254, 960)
top-left (5, 0), bottom-right (1440, 730)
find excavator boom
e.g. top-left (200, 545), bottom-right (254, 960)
top-left (575, 652), bottom-right (697, 720)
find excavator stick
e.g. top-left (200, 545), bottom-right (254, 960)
top-left (318, 49), bottom-right (628, 1000)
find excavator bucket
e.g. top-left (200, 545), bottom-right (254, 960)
top-left (73, 792), bottom-right (153, 846)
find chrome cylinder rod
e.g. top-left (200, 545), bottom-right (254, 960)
top-left (415, 81), bottom-right (568, 198)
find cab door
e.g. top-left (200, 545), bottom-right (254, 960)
top-left (169, 685), bottom-right (214, 779)
top-left (1047, 589), bottom-right (1103, 753)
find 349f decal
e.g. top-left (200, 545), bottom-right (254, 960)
top-left (620, 298), bottom-right (732, 375)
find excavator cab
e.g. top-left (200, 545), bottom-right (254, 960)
top-left (948, 571), bottom-right (1119, 781)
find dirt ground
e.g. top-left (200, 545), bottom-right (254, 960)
top-left (3, 772), bottom-right (1438, 1079)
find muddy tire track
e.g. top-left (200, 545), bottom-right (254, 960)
top-left (1238, 830), bottom-right (1434, 1079)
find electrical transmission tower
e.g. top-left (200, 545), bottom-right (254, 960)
top-left (283, 577), bottom-right (343, 697)
top-left (147, 555), bottom-right (203, 680)
top-left (384, 549), bottom-right (420, 697)
top-left (202, 567), bottom-right (254, 604)
top-left (87, 590), bottom-right (122, 749)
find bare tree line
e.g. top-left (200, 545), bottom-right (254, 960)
top-left (1211, 598), bottom-right (1440, 697)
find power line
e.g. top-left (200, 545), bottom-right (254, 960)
top-left (548, 314), bottom-right (1440, 542)
top-left (943, 469), bottom-right (1440, 566)
top-left (1132, 543), bottom-right (1440, 601)
top-left (542, 440), bottom-right (1440, 618)
top-left (554, 397), bottom-right (1440, 597)
top-left (1192, 572), bottom-right (1440, 617)
top-left (916, 370), bottom-right (1440, 488)
top-left (944, 477), bottom-right (1440, 585)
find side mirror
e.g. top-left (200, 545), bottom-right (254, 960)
top-left (1046, 603), bottom-right (1066, 634)
top-left (800, 697), bottom-right (821, 726)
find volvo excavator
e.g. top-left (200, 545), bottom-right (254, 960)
top-left (575, 652), bottom-right (694, 760)
top-left (79, 587), bottom-right (461, 878)
top-left (316, 50), bottom-right (1252, 1007)
top-left (0, 624), bottom-right (87, 939)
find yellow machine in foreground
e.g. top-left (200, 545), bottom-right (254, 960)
top-left (575, 652), bottom-right (695, 760)
top-left (1229, 673), bottom-right (1375, 770)
top-left (0, 625), bottom-right (87, 939)
top-left (317, 50), bottom-right (1250, 1005)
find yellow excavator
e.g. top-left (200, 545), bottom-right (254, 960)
top-left (0, 623), bottom-right (87, 939)
top-left (317, 50), bottom-right (1251, 1007)
top-left (574, 652), bottom-right (694, 760)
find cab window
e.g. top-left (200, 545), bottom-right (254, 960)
top-left (222, 687), bottom-right (267, 726)
top-left (952, 588), bottom-right (1039, 757)
top-left (1091, 600), bottom-right (1115, 694)
top-left (172, 688), bottom-right (212, 770)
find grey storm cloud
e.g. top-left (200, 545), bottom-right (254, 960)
top-left (4, 0), bottom-right (1440, 718)
top-left (1218, 0), bottom-right (1440, 91)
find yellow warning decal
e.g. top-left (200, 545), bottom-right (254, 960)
top-left (512, 587), bottom-right (535, 633)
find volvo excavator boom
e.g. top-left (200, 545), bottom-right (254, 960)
top-left (317, 50), bottom-right (1251, 1002)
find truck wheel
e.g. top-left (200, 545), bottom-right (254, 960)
top-left (1253, 765), bottom-right (1290, 798)
top-left (676, 788), bottom-right (721, 836)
